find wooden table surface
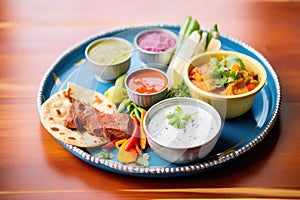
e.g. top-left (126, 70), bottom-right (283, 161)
top-left (1, 0), bottom-right (300, 199)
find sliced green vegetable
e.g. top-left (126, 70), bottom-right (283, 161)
top-left (211, 24), bottom-right (219, 39)
top-left (206, 24), bottom-right (218, 49)
top-left (179, 16), bottom-right (191, 36)
top-left (185, 18), bottom-right (200, 37)
top-left (178, 16), bottom-right (192, 47)
top-left (117, 98), bottom-right (131, 112)
top-left (115, 73), bottom-right (127, 87)
top-left (167, 16), bottom-right (222, 89)
top-left (192, 30), bottom-right (204, 56)
top-left (104, 86), bottom-right (127, 104)
top-left (211, 24), bottom-right (218, 32)
top-left (206, 33), bottom-right (212, 50)
top-left (177, 16), bottom-right (200, 49)
top-left (104, 73), bottom-right (128, 104)
top-left (206, 38), bottom-right (221, 52)
top-left (199, 31), bottom-right (208, 53)
top-left (210, 24), bottom-right (219, 38)
top-left (127, 101), bottom-right (144, 121)
top-left (167, 30), bottom-right (201, 88)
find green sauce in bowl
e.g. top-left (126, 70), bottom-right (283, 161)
top-left (87, 39), bottom-right (132, 65)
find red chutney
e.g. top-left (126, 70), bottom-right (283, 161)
top-left (127, 69), bottom-right (167, 94)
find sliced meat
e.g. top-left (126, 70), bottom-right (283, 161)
top-left (64, 99), bottom-right (132, 140)
top-left (64, 103), bottom-right (77, 129)
top-left (95, 112), bottom-right (133, 140)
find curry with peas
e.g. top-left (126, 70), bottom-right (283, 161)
top-left (189, 55), bottom-right (259, 95)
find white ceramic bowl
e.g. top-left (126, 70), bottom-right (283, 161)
top-left (85, 37), bottom-right (133, 82)
top-left (134, 28), bottom-right (177, 70)
top-left (183, 51), bottom-right (267, 118)
top-left (125, 68), bottom-right (169, 107)
top-left (143, 97), bottom-right (222, 164)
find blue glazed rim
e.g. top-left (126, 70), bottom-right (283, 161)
top-left (37, 23), bottom-right (281, 177)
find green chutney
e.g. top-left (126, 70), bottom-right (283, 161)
top-left (87, 39), bottom-right (132, 65)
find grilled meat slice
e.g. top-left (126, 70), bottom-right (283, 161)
top-left (64, 99), bottom-right (132, 140)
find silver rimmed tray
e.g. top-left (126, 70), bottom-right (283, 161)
top-left (37, 23), bottom-right (281, 177)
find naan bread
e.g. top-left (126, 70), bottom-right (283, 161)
top-left (40, 83), bottom-right (117, 147)
top-left (67, 83), bottom-right (117, 114)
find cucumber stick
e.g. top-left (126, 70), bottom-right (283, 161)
top-left (177, 16), bottom-right (191, 48)
top-left (167, 17), bottom-right (221, 88)
top-left (193, 31), bottom-right (207, 56)
top-left (167, 30), bottom-right (201, 88)
top-left (211, 24), bottom-right (219, 39)
top-left (185, 19), bottom-right (200, 37)
top-left (206, 38), bottom-right (221, 51)
top-left (178, 30), bottom-right (201, 61)
top-left (177, 16), bottom-right (199, 49)
top-left (206, 24), bottom-right (218, 49)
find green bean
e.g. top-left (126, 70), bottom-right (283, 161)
top-left (133, 108), bottom-right (141, 122)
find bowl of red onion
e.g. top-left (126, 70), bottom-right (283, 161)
top-left (134, 28), bottom-right (177, 70)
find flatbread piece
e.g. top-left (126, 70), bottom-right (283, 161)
top-left (39, 83), bottom-right (117, 147)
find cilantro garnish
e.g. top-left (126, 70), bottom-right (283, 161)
top-left (209, 55), bottom-right (246, 88)
top-left (166, 106), bottom-right (197, 129)
top-left (96, 150), bottom-right (114, 159)
top-left (226, 55), bottom-right (246, 70)
top-left (136, 153), bottom-right (150, 167)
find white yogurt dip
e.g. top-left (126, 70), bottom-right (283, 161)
top-left (145, 97), bottom-right (221, 149)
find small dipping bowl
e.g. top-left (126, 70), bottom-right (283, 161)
top-left (125, 68), bottom-right (169, 107)
top-left (134, 28), bottom-right (177, 70)
top-left (144, 97), bottom-right (222, 164)
top-left (85, 37), bottom-right (133, 82)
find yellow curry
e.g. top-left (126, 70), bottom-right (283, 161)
top-left (189, 55), bottom-right (259, 95)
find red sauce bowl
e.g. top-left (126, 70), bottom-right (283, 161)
top-left (125, 68), bottom-right (169, 107)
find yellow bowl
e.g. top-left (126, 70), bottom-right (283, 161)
top-left (183, 51), bottom-right (267, 119)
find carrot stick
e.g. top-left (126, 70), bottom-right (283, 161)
top-left (135, 142), bottom-right (143, 156)
top-left (139, 109), bottom-right (147, 150)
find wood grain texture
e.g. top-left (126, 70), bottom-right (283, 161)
top-left (0, 0), bottom-right (299, 199)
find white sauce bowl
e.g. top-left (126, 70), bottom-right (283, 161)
top-left (144, 97), bottom-right (222, 164)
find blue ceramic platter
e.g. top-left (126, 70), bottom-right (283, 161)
top-left (37, 24), bottom-right (281, 177)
